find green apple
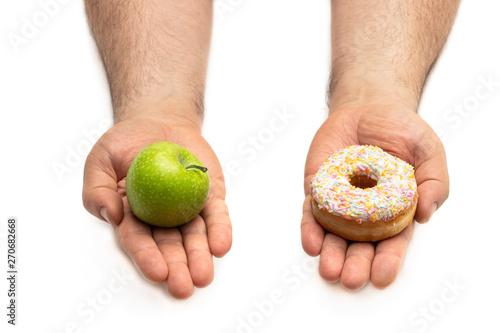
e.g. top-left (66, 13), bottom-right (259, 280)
top-left (126, 142), bottom-right (210, 228)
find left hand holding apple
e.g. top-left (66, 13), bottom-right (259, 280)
top-left (82, 115), bottom-right (232, 299)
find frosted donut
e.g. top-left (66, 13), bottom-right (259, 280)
top-left (310, 145), bottom-right (418, 242)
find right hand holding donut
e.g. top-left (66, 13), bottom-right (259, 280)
top-left (301, 104), bottom-right (449, 291)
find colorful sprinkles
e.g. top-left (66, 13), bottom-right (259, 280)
top-left (310, 145), bottom-right (417, 223)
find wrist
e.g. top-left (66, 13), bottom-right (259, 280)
top-left (328, 70), bottom-right (422, 113)
top-left (114, 95), bottom-right (203, 132)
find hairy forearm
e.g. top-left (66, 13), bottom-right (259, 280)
top-left (329, 0), bottom-right (460, 110)
top-left (85, 0), bottom-right (213, 125)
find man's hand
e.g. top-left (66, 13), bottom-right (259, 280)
top-left (301, 104), bottom-right (449, 290)
top-left (83, 115), bottom-right (232, 299)
top-left (82, 0), bottom-right (224, 298)
top-left (306, 0), bottom-right (459, 290)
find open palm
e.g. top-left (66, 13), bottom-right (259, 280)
top-left (83, 115), bottom-right (232, 299)
top-left (301, 104), bottom-right (449, 290)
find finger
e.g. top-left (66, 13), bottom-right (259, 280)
top-left (340, 242), bottom-right (375, 291)
top-left (153, 227), bottom-right (194, 299)
top-left (371, 222), bottom-right (415, 289)
top-left (413, 133), bottom-right (449, 224)
top-left (414, 175), bottom-right (448, 223)
top-left (318, 233), bottom-right (347, 283)
top-left (83, 148), bottom-right (124, 225)
top-left (114, 207), bottom-right (168, 284)
top-left (303, 111), bottom-right (356, 194)
top-left (201, 197), bottom-right (232, 258)
top-left (180, 216), bottom-right (214, 288)
top-left (301, 195), bottom-right (325, 256)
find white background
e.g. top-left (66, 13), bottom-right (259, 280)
top-left (1, 1), bottom-right (499, 332)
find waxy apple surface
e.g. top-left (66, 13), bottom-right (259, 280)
top-left (126, 142), bottom-right (210, 228)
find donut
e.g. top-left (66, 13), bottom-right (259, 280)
top-left (310, 145), bottom-right (418, 242)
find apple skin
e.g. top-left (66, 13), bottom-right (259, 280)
top-left (126, 142), bottom-right (210, 228)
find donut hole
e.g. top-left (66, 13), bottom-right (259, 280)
top-left (349, 175), bottom-right (378, 189)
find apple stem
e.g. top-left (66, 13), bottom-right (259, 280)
top-left (186, 165), bottom-right (208, 173)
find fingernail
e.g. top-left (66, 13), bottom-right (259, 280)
top-left (422, 203), bottom-right (437, 224)
top-left (430, 203), bottom-right (437, 218)
top-left (100, 207), bottom-right (110, 223)
top-left (417, 203), bottom-right (438, 224)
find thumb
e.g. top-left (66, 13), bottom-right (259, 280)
top-left (82, 150), bottom-right (124, 225)
top-left (413, 135), bottom-right (449, 224)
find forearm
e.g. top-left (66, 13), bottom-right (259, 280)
top-left (84, 0), bottom-right (213, 127)
top-left (329, 0), bottom-right (460, 111)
